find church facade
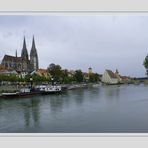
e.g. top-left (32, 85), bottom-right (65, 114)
top-left (1, 36), bottom-right (39, 73)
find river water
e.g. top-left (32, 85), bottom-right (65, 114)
top-left (0, 84), bottom-right (148, 133)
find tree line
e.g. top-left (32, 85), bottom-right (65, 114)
top-left (0, 63), bottom-right (100, 84)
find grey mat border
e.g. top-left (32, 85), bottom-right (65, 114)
top-left (1, 133), bottom-right (148, 137)
top-left (0, 11), bottom-right (148, 136)
top-left (0, 11), bottom-right (148, 13)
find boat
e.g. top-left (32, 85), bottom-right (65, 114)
top-left (36, 85), bottom-right (62, 94)
top-left (68, 83), bottom-right (87, 90)
top-left (1, 88), bottom-right (40, 98)
top-left (1, 84), bottom-right (62, 98)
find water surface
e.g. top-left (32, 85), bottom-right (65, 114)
top-left (0, 84), bottom-right (148, 133)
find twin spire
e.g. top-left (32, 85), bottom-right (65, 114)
top-left (14, 35), bottom-right (38, 72)
top-left (21, 36), bottom-right (37, 60)
top-left (23, 35), bottom-right (36, 50)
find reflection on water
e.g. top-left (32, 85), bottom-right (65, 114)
top-left (24, 108), bottom-right (30, 127)
top-left (49, 95), bottom-right (64, 113)
top-left (103, 85), bottom-right (120, 102)
top-left (22, 99), bottom-right (40, 127)
top-left (103, 85), bottom-right (118, 96)
top-left (71, 89), bottom-right (85, 105)
top-left (0, 84), bottom-right (148, 133)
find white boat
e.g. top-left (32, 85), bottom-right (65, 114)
top-left (68, 84), bottom-right (87, 90)
top-left (36, 85), bottom-right (62, 94)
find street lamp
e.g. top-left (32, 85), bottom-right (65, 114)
top-left (30, 77), bottom-right (33, 90)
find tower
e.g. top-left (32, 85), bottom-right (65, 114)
top-left (21, 37), bottom-right (28, 60)
top-left (21, 37), bottom-right (29, 72)
top-left (115, 69), bottom-right (122, 83)
top-left (88, 67), bottom-right (93, 75)
top-left (30, 36), bottom-right (39, 72)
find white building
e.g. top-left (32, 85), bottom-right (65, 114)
top-left (101, 69), bottom-right (119, 84)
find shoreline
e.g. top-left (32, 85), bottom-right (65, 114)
top-left (1, 78), bottom-right (148, 94)
top-left (0, 81), bottom-right (148, 94)
top-left (0, 82), bottom-right (100, 93)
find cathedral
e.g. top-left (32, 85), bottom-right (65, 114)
top-left (1, 36), bottom-right (39, 73)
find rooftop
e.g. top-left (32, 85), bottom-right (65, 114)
top-left (2, 55), bottom-right (22, 62)
top-left (106, 69), bottom-right (117, 79)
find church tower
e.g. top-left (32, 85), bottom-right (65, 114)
top-left (21, 37), bottom-right (29, 72)
top-left (30, 36), bottom-right (39, 72)
top-left (21, 37), bottom-right (29, 60)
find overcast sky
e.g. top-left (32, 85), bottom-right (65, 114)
top-left (0, 15), bottom-right (148, 77)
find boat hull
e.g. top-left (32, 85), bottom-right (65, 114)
top-left (40, 90), bottom-right (62, 95)
top-left (1, 91), bottom-right (41, 98)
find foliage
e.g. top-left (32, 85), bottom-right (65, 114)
top-left (74, 70), bottom-right (84, 83)
top-left (31, 73), bottom-right (50, 82)
top-left (0, 73), bottom-right (50, 84)
top-left (24, 74), bottom-right (50, 84)
top-left (0, 74), bottom-right (20, 82)
top-left (89, 73), bottom-right (100, 82)
top-left (47, 63), bottom-right (62, 82)
top-left (0, 63), bottom-right (100, 84)
top-left (143, 55), bottom-right (148, 77)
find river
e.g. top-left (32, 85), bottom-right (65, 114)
top-left (0, 84), bottom-right (148, 133)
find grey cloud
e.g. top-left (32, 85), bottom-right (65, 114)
top-left (0, 15), bottom-right (148, 77)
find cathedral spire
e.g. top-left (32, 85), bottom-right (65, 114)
top-left (21, 36), bottom-right (28, 60)
top-left (23, 36), bottom-right (27, 50)
top-left (32, 35), bottom-right (36, 50)
top-left (30, 36), bottom-right (39, 72)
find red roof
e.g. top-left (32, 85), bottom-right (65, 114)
top-left (0, 64), bottom-right (5, 70)
top-left (106, 70), bottom-right (117, 78)
top-left (37, 69), bottom-right (48, 73)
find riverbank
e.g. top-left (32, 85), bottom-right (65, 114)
top-left (0, 82), bottom-right (100, 93)
top-left (1, 80), bottom-right (147, 94)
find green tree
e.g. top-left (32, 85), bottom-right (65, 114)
top-left (47, 63), bottom-right (62, 82)
top-left (61, 69), bottom-right (78, 84)
top-left (24, 74), bottom-right (31, 82)
top-left (0, 74), bottom-right (19, 82)
top-left (61, 69), bottom-right (68, 83)
top-left (74, 70), bottom-right (84, 83)
top-left (25, 73), bottom-right (50, 84)
top-left (143, 54), bottom-right (148, 77)
top-left (89, 73), bottom-right (100, 83)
